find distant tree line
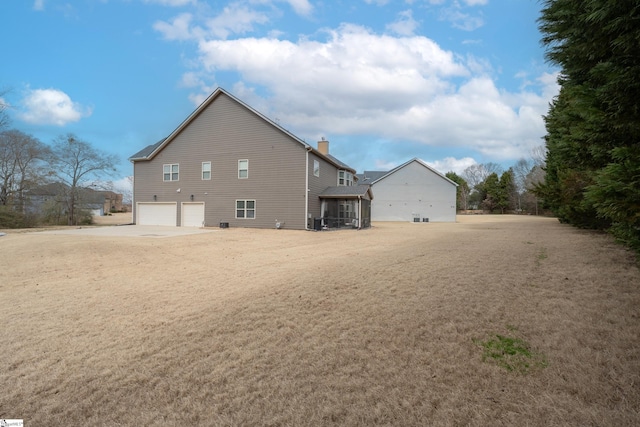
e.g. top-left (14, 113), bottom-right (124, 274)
top-left (534, 0), bottom-right (640, 253)
top-left (446, 149), bottom-right (546, 215)
top-left (0, 105), bottom-right (118, 227)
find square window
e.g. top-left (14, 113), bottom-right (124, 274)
top-left (236, 199), bottom-right (255, 219)
top-left (163, 163), bottom-right (179, 181)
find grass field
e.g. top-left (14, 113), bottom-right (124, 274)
top-left (1, 216), bottom-right (639, 426)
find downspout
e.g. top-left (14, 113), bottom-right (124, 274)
top-left (358, 195), bottom-right (362, 230)
top-left (305, 147), bottom-right (311, 230)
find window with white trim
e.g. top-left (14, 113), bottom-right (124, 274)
top-left (313, 160), bottom-right (320, 177)
top-left (238, 159), bottom-right (248, 179)
top-left (338, 170), bottom-right (353, 186)
top-left (163, 164), bottom-right (179, 181)
top-left (236, 200), bottom-right (255, 219)
top-left (202, 162), bottom-right (211, 180)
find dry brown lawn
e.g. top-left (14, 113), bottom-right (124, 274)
top-left (1, 215), bottom-right (639, 426)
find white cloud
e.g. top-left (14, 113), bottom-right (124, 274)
top-left (112, 176), bottom-right (133, 203)
top-left (143, 0), bottom-right (195, 6)
top-left (284, 0), bottom-right (313, 16)
top-left (179, 71), bottom-right (203, 88)
top-left (463, 0), bottom-right (488, 5)
top-left (198, 24), bottom-right (467, 92)
top-left (33, 0), bottom-right (45, 11)
top-left (154, 5), bottom-right (270, 41)
top-left (185, 23), bottom-right (558, 161)
top-left (425, 157), bottom-right (477, 175)
top-left (19, 88), bottom-right (92, 126)
top-left (153, 13), bottom-right (198, 40)
top-left (386, 10), bottom-right (419, 36)
top-left (441, 8), bottom-right (484, 31)
top-left (205, 5), bottom-right (270, 39)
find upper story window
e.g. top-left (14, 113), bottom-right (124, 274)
top-left (338, 170), bottom-right (353, 186)
top-left (163, 164), bottom-right (179, 182)
top-left (202, 162), bottom-right (211, 180)
top-left (313, 160), bottom-right (320, 177)
top-left (238, 159), bottom-right (248, 179)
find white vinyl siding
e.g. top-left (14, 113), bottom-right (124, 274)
top-left (238, 159), bottom-right (248, 179)
top-left (163, 164), bottom-right (179, 182)
top-left (202, 162), bottom-right (211, 180)
top-left (370, 159), bottom-right (457, 222)
top-left (236, 199), bottom-right (255, 219)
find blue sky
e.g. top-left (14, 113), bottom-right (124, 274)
top-left (1, 0), bottom-right (557, 192)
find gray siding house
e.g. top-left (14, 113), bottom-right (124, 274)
top-left (357, 158), bottom-right (457, 222)
top-left (129, 88), bottom-right (371, 230)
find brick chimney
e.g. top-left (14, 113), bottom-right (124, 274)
top-left (317, 138), bottom-right (329, 155)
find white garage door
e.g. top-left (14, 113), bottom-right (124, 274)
top-left (181, 202), bottom-right (205, 227)
top-left (137, 203), bottom-right (177, 226)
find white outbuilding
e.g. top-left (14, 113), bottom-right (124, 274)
top-left (357, 158), bottom-right (458, 222)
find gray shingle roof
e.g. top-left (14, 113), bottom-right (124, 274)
top-left (325, 154), bottom-right (353, 172)
top-left (319, 185), bottom-right (373, 199)
top-left (356, 171), bottom-right (389, 184)
top-left (357, 159), bottom-right (458, 187)
top-left (129, 138), bottom-right (166, 160)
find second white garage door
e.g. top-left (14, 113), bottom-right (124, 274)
top-left (137, 202), bottom-right (177, 226)
top-left (181, 202), bottom-right (205, 227)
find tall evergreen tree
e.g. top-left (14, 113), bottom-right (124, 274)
top-left (445, 171), bottom-right (469, 211)
top-left (537, 0), bottom-right (640, 249)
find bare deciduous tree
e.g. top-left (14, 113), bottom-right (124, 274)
top-left (50, 134), bottom-right (118, 225)
top-left (463, 162), bottom-right (504, 190)
top-left (0, 88), bottom-right (11, 131)
top-left (0, 130), bottom-right (49, 211)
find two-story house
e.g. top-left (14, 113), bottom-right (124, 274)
top-left (129, 87), bottom-right (372, 230)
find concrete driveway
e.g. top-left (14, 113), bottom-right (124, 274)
top-left (39, 225), bottom-right (218, 238)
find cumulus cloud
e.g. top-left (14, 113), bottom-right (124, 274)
top-left (440, 8), bottom-right (484, 31)
top-left (143, 0), bottom-right (195, 6)
top-left (463, 0), bottom-right (488, 5)
top-left (19, 88), bottom-right (92, 126)
top-left (154, 4), bottom-right (270, 41)
top-left (285, 0), bottom-right (313, 16)
top-left (425, 157), bottom-right (477, 175)
top-left (206, 4), bottom-right (270, 39)
top-left (185, 23), bottom-right (557, 161)
top-left (386, 10), bottom-right (420, 36)
top-left (153, 13), bottom-right (196, 40)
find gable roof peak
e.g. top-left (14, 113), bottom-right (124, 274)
top-left (128, 87), bottom-right (355, 173)
top-left (366, 157), bottom-right (457, 187)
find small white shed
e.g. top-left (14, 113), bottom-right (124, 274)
top-left (358, 158), bottom-right (458, 222)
